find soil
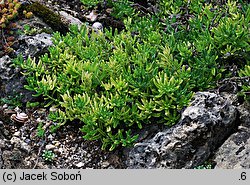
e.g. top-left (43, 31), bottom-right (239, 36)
top-left (0, 104), bottom-right (129, 169)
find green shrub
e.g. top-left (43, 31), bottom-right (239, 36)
top-left (36, 122), bottom-right (45, 138)
top-left (194, 161), bottom-right (213, 169)
top-left (80, 0), bottom-right (99, 8)
top-left (42, 150), bottom-right (55, 162)
top-left (158, 0), bottom-right (250, 88)
top-left (14, 0), bottom-right (250, 151)
top-left (0, 93), bottom-right (23, 108)
top-left (81, 0), bottom-right (134, 20)
top-left (14, 22), bottom-right (193, 150)
top-left (239, 65), bottom-right (250, 101)
top-left (108, 0), bottom-right (134, 19)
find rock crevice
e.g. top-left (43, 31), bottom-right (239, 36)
top-left (126, 92), bottom-right (246, 169)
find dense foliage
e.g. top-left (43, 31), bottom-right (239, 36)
top-left (14, 0), bottom-right (250, 151)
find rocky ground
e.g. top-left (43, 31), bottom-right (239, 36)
top-left (0, 105), bottom-right (125, 169)
top-left (0, 0), bottom-right (250, 169)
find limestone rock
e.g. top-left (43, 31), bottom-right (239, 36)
top-left (0, 55), bottom-right (19, 81)
top-left (237, 101), bottom-right (250, 128)
top-left (16, 33), bottom-right (53, 59)
top-left (92, 22), bottom-right (103, 33)
top-left (213, 101), bottom-right (250, 169)
top-left (2, 149), bottom-right (23, 169)
top-left (213, 129), bottom-right (250, 169)
top-left (10, 137), bottom-right (31, 154)
top-left (60, 11), bottom-right (84, 28)
top-left (85, 10), bottom-right (98, 22)
top-left (76, 162), bottom-right (85, 168)
top-left (126, 92), bottom-right (238, 169)
top-left (0, 149), bottom-right (3, 169)
top-left (0, 28), bottom-right (53, 102)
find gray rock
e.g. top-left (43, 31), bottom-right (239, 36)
top-left (126, 92), bottom-right (238, 169)
top-left (16, 33), bottom-right (53, 59)
top-left (59, 11), bottom-right (84, 28)
top-left (238, 101), bottom-right (250, 128)
top-left (10, 137), bottom-right (31, 153)
top-left (13, 131), bottom-right (21, 137)
top-left (213, 129), bottom-right (250, 169)
top-left (75, 162), bottom-right (84, 168)
top-left (0, 139), bottom-right (5, 148)
top-left (92, 22), bottom-right (103, 33)
top-left (0, 149), bottom-right (3, 169)
top-left (0, 31), bottom-right (53, 102)
top-left (2, 149), bottom-right (23, 169)
top-left (0, 18), bottom-right (54, 101)
top-left (0, 55), bottom-right (19, 81)
top-left (1, 75), bottom-right (35, 103)
top-left (45, 144), bottom-right (56, 150)
top-left (213, 101), bottom-right (250, 169)
top-left (13, 15), bottom-right (54, 58)
top-left (20, 142), bottom-right (31, 154)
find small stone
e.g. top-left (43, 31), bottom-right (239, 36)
top-left (2, 104), bottom-right (8, 109)
top-left (76, 162), bottom-right (84, 168)
top-left (45, 144), bottom-right (56, 150)
top-left (20, 142), bottom-right (31, 153)
top-left (92, 22), bottom-right (103, 33)
top-left (87, 154), bottom-right (91, 158)
top-left (10, 137), bottom-right (21, 145)
top-left (49, 106), bottom-right (58, 112)
top-left (0, 139), bottom-right (5, 148)
top-left (42, 121), bottom-right (51, 129)
top-left (47, 134), bottom-right (53, 140)
top-left (52, 141), bottom-right (60, 147)
top-left (54, 149), bottom-right (60, 154)
top-left (101, 161), bottom-right (110, 168)
top-left (14, 107), bottom-right (21, 113)
top-left (36, 118), bottom-right (44, 123)
top-left (24, 139), bottom-right (31, 144)
top-left (85, 10), bottom-right (98, 22)
top-left (13, 131), bottom-right (21, 137)
top-left (58, 148), bottom-right (65, 154)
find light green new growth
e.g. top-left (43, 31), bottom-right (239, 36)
top-left (14, 0), bottom-right (250, 151)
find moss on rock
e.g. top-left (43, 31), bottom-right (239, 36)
top-left (25, 2), bottom-right (68, 34)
